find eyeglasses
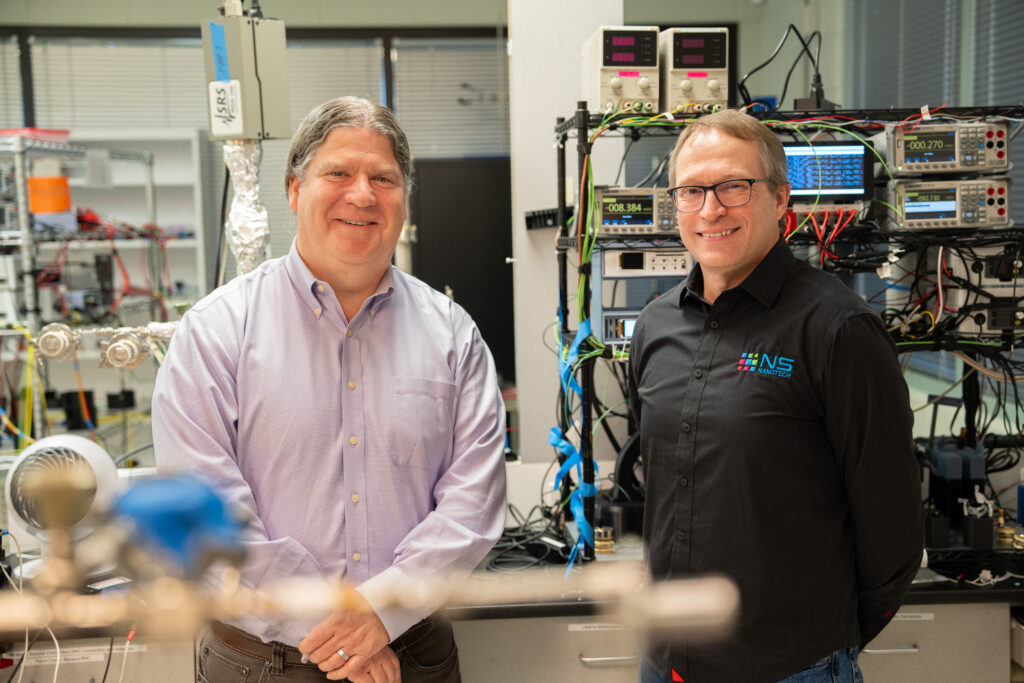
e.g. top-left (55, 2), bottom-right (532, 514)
top-left (666, 178), bottom-right (772, 213)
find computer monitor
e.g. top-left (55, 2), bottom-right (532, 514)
top-left (782, 139), bottom-right (873, 204)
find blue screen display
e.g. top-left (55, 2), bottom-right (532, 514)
top-left (784, 143), bottom-right (870, 200)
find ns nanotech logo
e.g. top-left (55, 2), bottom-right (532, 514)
top-left (737, 352), bottom-right (795, 379)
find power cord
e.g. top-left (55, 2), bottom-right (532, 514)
top-left (738, 24), bottom-right (823, 111)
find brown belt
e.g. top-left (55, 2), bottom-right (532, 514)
top-left (209, 620), bottom-right (316, 667)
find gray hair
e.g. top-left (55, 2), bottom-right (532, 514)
top-left (285, 96), bottom-right (413, 196)
top-left (668, 109), bottom-right (788, 189)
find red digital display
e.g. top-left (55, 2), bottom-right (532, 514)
top-left (612, 52), bottom-right (635, 63)
top-left (681, 38), bottom-right (705, 48)
top-left (682, 55), bottom-right (705, 64)
top-left (612, 36), bottom-right (635, 46)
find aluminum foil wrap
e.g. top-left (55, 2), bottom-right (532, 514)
top-left (224, 141), bottom-right (269, 275)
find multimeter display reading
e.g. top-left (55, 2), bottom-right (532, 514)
top-left (904, 187), bottom-right (957, 220)
top-left (903, 131), bottom-right (956, 164)
top-left (601, 195), bottom-right (654, 225)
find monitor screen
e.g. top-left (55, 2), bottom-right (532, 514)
top-left (782, 140), bottom-right (873, 203)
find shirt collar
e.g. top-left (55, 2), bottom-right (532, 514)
top-left (284, 240), bottom-right (396, 314)
top-left (680, 236), bottom-right (797, 310)
top-left (284, 240), bottom-right (323, 315)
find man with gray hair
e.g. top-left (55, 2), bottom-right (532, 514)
top-left (629, 110), bottom-right (922, 682)
top-left (153, 96), bottom-right (507, 682)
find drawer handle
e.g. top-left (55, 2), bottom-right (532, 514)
top-left (862, 646), bottom-right (920, 655)
top-left (578, 654), bottom-right (638, 666)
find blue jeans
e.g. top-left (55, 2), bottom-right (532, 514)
top-left (638, 648), bottom-right (863, 683)
top-left (775, 648), bottom-right (862, 683)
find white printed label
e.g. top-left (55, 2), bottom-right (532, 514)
top-left (209, 80), bottom-right (244, 136)
top-left (568, 623), bottom-right (629, 632)
top-left (6, 644), bottom-right (147, 666)
top-left (892, 612), bottom-right (935, 621)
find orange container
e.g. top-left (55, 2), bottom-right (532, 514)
top-left (27, 176), bottom-right (71, 213)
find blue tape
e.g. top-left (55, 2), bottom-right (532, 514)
top-left (209, 22), bottom-right (230, 82)
top-left (558, 320), bottom-right (591, 400)
top-left (547, 426), bottom-right (599, 578)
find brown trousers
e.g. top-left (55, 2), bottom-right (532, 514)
top-left (198, 616), bottom-right (461, 682)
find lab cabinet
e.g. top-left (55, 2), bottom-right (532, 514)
top-left (453, 615), bottom-right (637, 682)
top-left (1, 635), bottom-right (194, 683)
top-left (859, 602), bottom-right (1009, 683)
top-left (454, 602), bottom-right (1011, 683)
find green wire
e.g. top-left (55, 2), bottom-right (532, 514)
top-left (593, 398), bottom-right (629, 436)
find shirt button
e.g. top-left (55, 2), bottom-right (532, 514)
top-left (313, 307), bottom-right (322, 316)
top-left (352, 552), bottom-right (361, 562)
top-left (317, 284), bottom-right (325, 292)
top-left (352, 493), bottom-right (360, 503)
top-left (348, 381), bottom-right (356, 390)
top-left (682, 422), bottom-right (692, 433)
top-left (349, 436), bottom-right (358, 445)
top-left (346, 329), bottom-right (353, 337)
top-left (710, 320), bottom-right (720, 329)
top-left (676, 530), bottom-right (686, 541)
top-left (679, 478), bottom-right (689, 487)
top-left (694, 369), bottom-right (703, 379)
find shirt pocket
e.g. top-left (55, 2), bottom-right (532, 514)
top-left (388, 377), bottom-right (456, 469)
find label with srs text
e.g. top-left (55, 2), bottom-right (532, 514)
top-left (209, 79), bottom-right (243, 136)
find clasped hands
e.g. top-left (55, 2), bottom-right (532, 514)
top-left (298, 593), bottom-right (400, 683)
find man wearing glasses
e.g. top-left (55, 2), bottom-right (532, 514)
top-left (628, 110), bottom-right (922, 683)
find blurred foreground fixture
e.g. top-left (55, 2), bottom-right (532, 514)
top-left (0, 467), bottom-right (740, 644)
top-left (4, 435), bottom-right (118, 583)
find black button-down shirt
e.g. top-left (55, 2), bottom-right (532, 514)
top-left (629, 239), bottom-right (922, 683)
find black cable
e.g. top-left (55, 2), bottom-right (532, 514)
top-left (5, 628), bottom-right (44, 683)
top-left (100, 635), bottom-right (115, 683)
top-left (486, 503), bottom-right (563, 572)
top-left (214, 165), bottom-right (230, 289)
top-left (737, 24), bottom-right (820, 106)
top-left (635, 146), bottom-right (672, 187)
top-left (771, 31), bottom-right (822, 115)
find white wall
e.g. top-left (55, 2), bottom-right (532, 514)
top-left (507, 0), bottom-right (626, 466)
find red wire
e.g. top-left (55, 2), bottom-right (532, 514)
top-left (808, 212), bottom-right (829, 265)
top-left (783, 211), bottom-right (798, 239)
top-left (826, 208), bottom-right (857, 248)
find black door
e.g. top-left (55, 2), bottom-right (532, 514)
top-left (408, 157), bottom-right (514, 384)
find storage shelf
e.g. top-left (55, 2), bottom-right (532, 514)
top-left (35, 238), bottom-right (198, 249)
top-left (69, 179), bottom-right (194, 189)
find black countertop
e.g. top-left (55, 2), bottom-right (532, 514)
top-left (448, 559), bottom-right (1024, 621)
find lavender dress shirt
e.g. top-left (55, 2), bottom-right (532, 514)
top-left (152, 243), bottom-right (507, 646)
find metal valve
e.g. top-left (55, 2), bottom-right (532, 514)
top-left (100, 332), bottom-right (149, 370)
top-left (35, 323), bottom-right (81, 362)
